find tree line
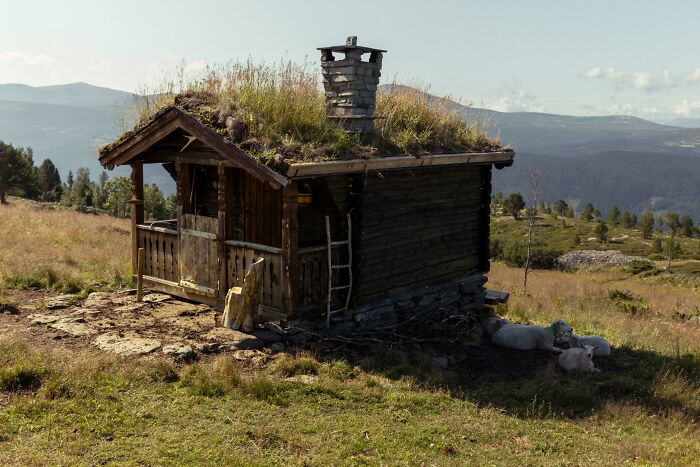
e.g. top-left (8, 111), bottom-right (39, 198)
top-left (492, 192), bottom-right (697, 239)
top-left (0, 140), bottom-right (174, 220)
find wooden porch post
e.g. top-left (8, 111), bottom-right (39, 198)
top-left (217, 164), bottom-right (228, 309)
top-left (280, 181), bottom-right (298, 320)
top-left (130, 162), bottom-right (144, 276)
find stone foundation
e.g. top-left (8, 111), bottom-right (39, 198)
top-left (289, 274), bottom-right (487, 332)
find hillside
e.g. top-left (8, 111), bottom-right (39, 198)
top-left (0, 201), bottom-right (699, 464)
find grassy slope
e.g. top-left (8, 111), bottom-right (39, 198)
top-left (492, 212), bottom-right (700, 267)
top-left (0, 201), bottom-right (699, 465)
top-left (0, 198), bottom-right (131, 294)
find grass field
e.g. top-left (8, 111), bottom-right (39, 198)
top-left (0, 199), bottom-right (699, 465)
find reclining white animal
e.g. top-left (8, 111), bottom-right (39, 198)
top-left (481, 316), bottom-right (510, 338)
top-left (491, 320), bottom-right (573, 353)
top-left (558, 333), bottom-right (611, 357)
top-left (558, 345), bottom-right (600, 372)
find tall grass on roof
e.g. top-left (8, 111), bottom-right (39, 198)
top-left (131, 60), bottom-right (498, 163)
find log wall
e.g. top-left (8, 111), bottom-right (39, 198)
top-left (354, 166), bottom-right (488, 303)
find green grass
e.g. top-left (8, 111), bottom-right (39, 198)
top-left (0, 332), bottom-right (698, 465)
top-left (107, 60), bottom-right (500, 169)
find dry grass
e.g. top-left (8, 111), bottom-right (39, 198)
top-left (109, 60), bottom-right (499, 166)
top-left (488, 262), bottom-right (700, 357)
top-left (0, 198), bottom-right (130, 293)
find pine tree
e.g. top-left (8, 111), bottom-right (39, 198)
top-left (553, 199), bottom-right (569, 216)
top-left (38, 159), bottom-right (62, 202)
top-left (594, 221), bottom-right (608, 243)
top-left (580, 203), bottom-right (594, 222)
top-left (652, 238), bottom-right (662, 254)
top-left (639, 211), bottom-right (654, 239)
top-left (681, 215), bottom-right (694, 237)
top-left (620, 211), bottom-right (632, 228)
top-left (607, 206), bottom-right (620, 226)
top-left (503, 193), bottom-right (525, 219)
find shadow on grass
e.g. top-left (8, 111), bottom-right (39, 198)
top-left (315, 336), bottom-right (700, 420)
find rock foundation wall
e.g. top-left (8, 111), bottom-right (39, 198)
top-left (290, 274), bottom-right (487, 332)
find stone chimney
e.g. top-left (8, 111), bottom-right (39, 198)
top-left (319, 36), bottom-right (386, 134)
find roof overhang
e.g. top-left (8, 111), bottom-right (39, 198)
top-left (98, 108), bottom-right (288, 188)
top-left (286, 151), bottom-right (515, 178)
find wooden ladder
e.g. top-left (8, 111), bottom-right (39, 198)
top-left (325, 213), bottom-right (353, 327)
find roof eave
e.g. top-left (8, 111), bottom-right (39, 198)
top-left (98, 108), bottom-right (288, 188)
top-left (285, 151), bottom-right (515, 178)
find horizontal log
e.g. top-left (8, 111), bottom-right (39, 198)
top-left (357, 258), bottom-right (481, 297)
top-left (225, 240), bottom-right (282, 254)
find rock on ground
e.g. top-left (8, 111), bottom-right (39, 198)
top-left (204, 327), bottom-right (264, 350)
top-left (93, 332), bottom-right (161, 356)
top-left (557, 250), bottom-right (645, 269)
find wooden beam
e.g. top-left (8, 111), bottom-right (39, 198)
top-left (217, 164), bottom-right (228, 308)
top-left (286, 152), bottom-right (515, 178)
top-left (103, 110), bottom-right (180, 168)
top-left (129, 162), bottom-right (144, 276)
top-left (280, 181), bottom-right (299, 319)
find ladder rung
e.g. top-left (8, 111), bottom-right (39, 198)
top-left (331, 285), bottom-right (351, 291)
top-left (330, 240), bottom-right (349, 246)
top-left (332, 264), bottom-right (350, 269)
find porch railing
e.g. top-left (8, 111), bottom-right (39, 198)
top-left (226, 240), bottom-right (282, 309)
top-left (137, 224), bottom-right (179, 283)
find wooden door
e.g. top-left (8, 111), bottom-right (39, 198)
top-left (179, 213), bottom-right (219, 296)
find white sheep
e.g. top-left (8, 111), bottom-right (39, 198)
top-left (558, 345), bottom-right (600, 372)
top-left (558, 333), bottom-right (611, 357)
top-left (481, 316), bottom-right (509, 338)
top-left (491, 320), bottom-right (573, 353)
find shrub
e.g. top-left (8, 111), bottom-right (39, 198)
top-left (210, 356), bottom-right (242, 390)
top-left (624, 260), bottom-right (655, 275)
top-left (608, 289), bottom-right (650, 315)
top-left (0, 363), bottom-right (45, 392)
top-left (272, 354), bottom-right (319, 377)
top-left (243, 377), bottom-right (279, 402)
top-left (146, 359), bottom-right (180, 383)
top-left (179, 365), bottom-right (225, 397)
top-left (493, 238), bottom-right (561, 270)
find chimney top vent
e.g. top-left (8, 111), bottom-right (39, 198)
top-left (319, 37), bottom-right (386, 134)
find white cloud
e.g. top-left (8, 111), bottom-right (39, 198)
top-left (488, 87), bottom-right (543, 113)
top-left (671, 99), bottom-right (700, 116)
top-left (581, 66), bottom-right (677, 92)
top-left (0, 51), bottom-right (56, 67)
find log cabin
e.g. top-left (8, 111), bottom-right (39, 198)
top-left (98, 37), bottom-right (514, 326)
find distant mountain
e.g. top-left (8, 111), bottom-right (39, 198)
top-left (0, 82), bottom-right (176, 191)
top-left (0, 82), bottom-right (136, 107)
top-left (664, 118), bottom-right (700, 129)
top-left (2, 82), bottom-right (700, 216)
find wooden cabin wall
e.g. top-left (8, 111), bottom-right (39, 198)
top-left (354, 166), bottom-right (487, 302)
top-left (297, 178), bottom-right (345, 248)
top-left (226, 169), bottom-right (282, 247)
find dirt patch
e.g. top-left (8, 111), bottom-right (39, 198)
top-left (0, 289), bottom-right (263, 358)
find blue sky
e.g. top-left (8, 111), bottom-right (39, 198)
top-left (2, 0), bottom-right (699, 120)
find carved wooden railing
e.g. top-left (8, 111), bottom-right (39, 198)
top-left (226, 240), bottom-right (282, 310)
top-left (137, 224), bottom-right (179, 283)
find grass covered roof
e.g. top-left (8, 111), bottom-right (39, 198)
top-left (99, 61), bottom-right (503, 171)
